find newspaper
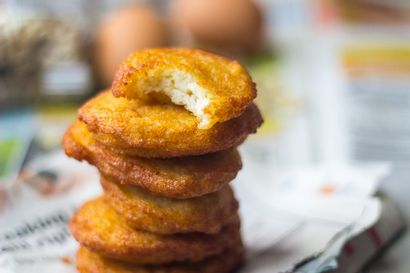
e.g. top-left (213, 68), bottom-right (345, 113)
top-left (0, 149), bottom-right (391, 273)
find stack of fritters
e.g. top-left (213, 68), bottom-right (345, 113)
top-left (63, 48), bottom-right (263, 273)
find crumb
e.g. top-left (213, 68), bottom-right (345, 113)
top-left (61, 255), bottom-right (72, 264)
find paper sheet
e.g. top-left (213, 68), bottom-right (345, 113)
top-left (0, 150), bottom-right (390, 273)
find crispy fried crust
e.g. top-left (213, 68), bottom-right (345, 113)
top-left (78, 91), bottom-right (263, 158)
top-left (112, 48), bottom-right (256, 128)
top-left (101, 177), bottom-right (238, 234)
top-left (76, 242), bottom-right (244, 273)
top-left (62, 121), bottom-right (242, 199)
top-left (70, 197), bottom-right (241, 265)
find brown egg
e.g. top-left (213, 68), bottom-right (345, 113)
top-left (170, 0), bottom-right (263, 55)
top-left (95, 5), bottom-right (168, 85)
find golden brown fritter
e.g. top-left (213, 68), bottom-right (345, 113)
top-left (70, 197), bottom-right (241, 265)
top-left (101, 177), bottom-right (238, 234)
top-left (62, 121), bottom-right (242, 199)
top-left (78, 91), bottom-right (263, 158)
top-left (76, 242), bottom-right (243, 273)
top-left (112, 48), bottom-right (256, 129)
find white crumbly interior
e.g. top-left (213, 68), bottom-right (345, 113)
top-left (143, 70), bottom-right (211, 128)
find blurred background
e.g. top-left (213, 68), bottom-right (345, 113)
top-left (0, 0), bottom-right (410, 271)
top-left (1, 0), bottom-right (409, 181)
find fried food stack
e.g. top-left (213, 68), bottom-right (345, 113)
top-left (62, 48), bottom-right (263, 273)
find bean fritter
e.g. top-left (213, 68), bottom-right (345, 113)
top-left (112, 48), bottom-right (256, 129)
top-left (76, 242), bottom-right (243, 273)
top-left (70, 197), bottom-right (241, 265)
top-left (78, 90), bottom-right (263, 158)
top-left (101, 177), bottom-right (238, 234)
top-left (63, 121), bottom-right (242, 199)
